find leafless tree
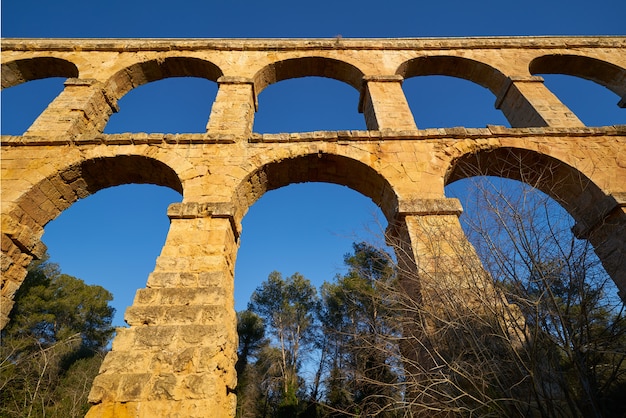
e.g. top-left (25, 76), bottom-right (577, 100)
top-left (319, 154), bottom-right (626, 417)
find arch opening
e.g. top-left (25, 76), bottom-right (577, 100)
top-left (253, 56), bottom-right (364, 94)
top-left (446, 147), bottom-right (607, 222)
top-left (105, 57), bottom-right (223, 101)
top-left (445, 147), bottom-right (626, 299)
top-left (397, 56), bottom-right (508, 94)
top-left (104, 77), bottom-right (218, 133)
top-left (232, 152), bottom-right (397, 313)
top-left (233, 153), bottom-right (398, 224)
top-left (8, 155), bottom-right (183, 259)
top-left (529, 54), bottom-right (626, 105)
top-left (1, 57), bottom-right (78, 89)
top-left (397, 56), bottom-right (511, 128)
top-left (75, 155), bottom-right (184, 196)
top-left (253, 76), bottom-right (365, 133)
top-left (402, 75), bottom-right (510, 128)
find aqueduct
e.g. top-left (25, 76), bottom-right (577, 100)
top-left (1, 37), bottom-right (625, 417)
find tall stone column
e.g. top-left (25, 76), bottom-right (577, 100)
top-left (387, 198), bottom-right (521, 414)
top-left (495, 75), bottom-right (584, 128)
top-left (25, 78), bottom-right (118, 139)
top-left (86, 202), bottom-right (240, 418)
top-left (206, 76), bottom-right (256, 140)
top-left (359, 75), bottom-right (417, 131)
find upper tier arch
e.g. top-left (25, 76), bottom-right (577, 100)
top-left (105, 57), bottom-right (223, 103)
top-left (1, 57), bottom-right (79, 89)
top-left (396, 55), bottom-right (508, 95)
top-left (252, 56), bottom-right (365, 95)
top-left (529, 54), bottom-right (626, 106)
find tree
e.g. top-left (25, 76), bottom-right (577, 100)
top-left (248, 271), bottom-right (320, 417)
top-left (0, 254), bottom-right (115, 418)
top-left (312, 173), bottom-right (624, 416)
top-left (234, 160), bottom-right (624, 417)
top-left (319, 242), bottom-right (401, 417)
top-left (237, 310), bottom-right (267, 376)
top-left (236, 310), bottom-right (268, 418)
top-left (462, 177), bottom-right (626, 417)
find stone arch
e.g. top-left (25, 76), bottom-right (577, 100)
top-left (1, 155), bottom-right (183, 328)
top-left (1, 57), bottom-right (79, 89)
top-left (445, 146), bottom-right (626, 300)
top-left (252, 56), bottom-right (365, 95)
top-left (529, 54), bottom-right (626, 106)
top-left (396, 55), bottom-right (509, 96)
top-left (395, 56), bottom-right (529, 127)
top-left (445, 147), bottom-right (604, 215)
top-left (104, 57), bottom-right (223, 103)
top-left (66, 155), bottom-right (184, 196)
top-left (233, 152), bottom-right (398, 224)
top-left (7, 153), bottom-right (183, 249)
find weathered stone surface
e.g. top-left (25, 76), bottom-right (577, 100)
top-left (1, 37), bottom-right (625, 417)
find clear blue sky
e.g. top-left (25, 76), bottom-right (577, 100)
top-left (2, 0), bottom-right (625, 327)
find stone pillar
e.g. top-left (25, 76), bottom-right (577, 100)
top-left (495, 75), bottom-right (583, 128)
top-left (86, 202), bottom-right (240, 418)
top-left (206, 76), bottom-right (256, 140)
top-left (25, 78), bottom-right (118, 139)
top-left (387, 198), bottom-right (522, 413)
top-left (359, 75), bottom-right (417, 131)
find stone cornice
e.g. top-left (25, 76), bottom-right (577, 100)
top-left (2, 36), bottom-right (625, 52)
top-left (2, 125), bottom-right (624, 147)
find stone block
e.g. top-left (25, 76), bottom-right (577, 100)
top-left (176, 324), bottom-right (221, 346)
top-left (134, 325), bottom-right (177, 348)
top-left (180, 373), bottom-right (218, 399)
top-left (99, 350), bottom-right (153, 375)
top-left (118, 373), bottom-right (153, 402)
top-left (149, 373), bottom-right (179, 401)
top-left (89, 373), bottom-right (122, 404)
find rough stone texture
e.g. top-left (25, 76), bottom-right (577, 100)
top-left (1, 37), bottom-right (625, 417)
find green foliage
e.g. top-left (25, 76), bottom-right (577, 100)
top-left (319, 242), bottom-right (400, 417)
top-left (250, 271), bottom-right (319, 344)
top-left (236, 310), bottom-right (267, 373)
top-left (235, 223), bottom-right (625, 417)
top-left (238, 271), bottom-right (320, 417)
top-left (236, 310), bottom-right (268, 418)
top-left (0, 255), bottom-right (114, 418)
top-left (5, 257), bottom-right (114, 350)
